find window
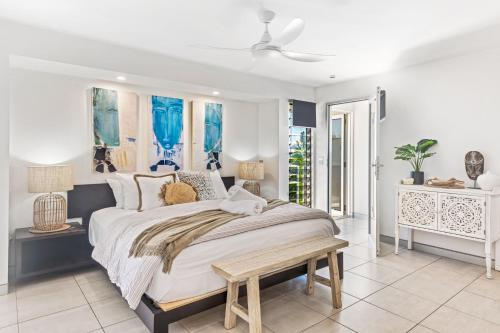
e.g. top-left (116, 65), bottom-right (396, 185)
top-left (288, 103), bottom-right (312, 207)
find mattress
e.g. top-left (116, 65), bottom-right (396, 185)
top-left (89, 202), bottom-right (335, 304)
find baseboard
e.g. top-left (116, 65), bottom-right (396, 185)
top-left (0, 284), bottom-right (8, 296)
top-left (380, 234), bottom-right (495, 268)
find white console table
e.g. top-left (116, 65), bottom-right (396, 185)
top-left (395, 184), bottom-right (500, 278)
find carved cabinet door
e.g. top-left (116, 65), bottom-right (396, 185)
top-left (437, 193), bottom-right (486, 239)
top-left (398, 190), bottom-right (438, 230)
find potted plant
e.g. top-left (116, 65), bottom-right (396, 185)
top-left (394, 139), bottom-right (438, 185)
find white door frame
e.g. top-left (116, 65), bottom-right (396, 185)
top-left (326, 97), bottom-right (370, 217)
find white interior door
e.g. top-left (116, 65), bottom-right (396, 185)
top-left (368, 88), bottom-right (383, 256)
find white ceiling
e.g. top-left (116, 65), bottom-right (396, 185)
top-left (1, 0), bottom-right (500, 87)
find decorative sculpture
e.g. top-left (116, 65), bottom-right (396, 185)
top-left (465, 151), bottom-right (484, 189)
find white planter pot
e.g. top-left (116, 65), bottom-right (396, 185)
top-left (477, 171), bottom-right (500, 191)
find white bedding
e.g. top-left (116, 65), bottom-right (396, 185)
top-left (89, 200), bottom-right (336, 307)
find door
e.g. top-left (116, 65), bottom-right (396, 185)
top-left (368, 88), bottom-right (383, 255)
top-left (330, 114), bottom-right (345, 216)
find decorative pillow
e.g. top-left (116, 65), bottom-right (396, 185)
top-left (134, 173), bottom-right (177, 211)
top-left (177, 171), bottom-right (216, 201)
top-left (209, 170), bottom-right (228, 199)
top-left (163, 182), bottom-right (197, 205)
top-left (106, 178), bottom-right (124, 209)
top-left (115, 173), bottom-right (140, 210)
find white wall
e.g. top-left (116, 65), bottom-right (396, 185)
top-left (0, 42), bottom-right (9, 293)
top-left (9, 68), bottom-right (260, 231)
top-left (258, 101), bottom-right (279, 198)
top-left (316, 46), bottom-right (500, 258)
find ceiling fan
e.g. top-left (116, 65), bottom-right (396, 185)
top-left (192, 8), bottom-right (335, 63)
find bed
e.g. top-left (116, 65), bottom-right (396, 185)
top-left (67, 177), bottom-right (344, 333)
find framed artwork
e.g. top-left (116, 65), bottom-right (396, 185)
top-left (192, 101), bottom-right (223, 171)
top-left (91, 87), bottom-right (137, 173)
top-left (149, 96), bottom-right (184, 171)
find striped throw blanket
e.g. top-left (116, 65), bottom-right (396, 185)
top-left (129, 199), bottom-right (335, 273)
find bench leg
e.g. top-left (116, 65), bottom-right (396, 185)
top-left (224, 281), bottom-right (239, 329)
top-left (306, 258), bottom-right (317, 295)
top-left (247, 276), bottom-right (262, 333)
top-left (327, 251), bottom-right (342, 309)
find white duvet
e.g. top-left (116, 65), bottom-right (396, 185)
top-left (90, 200), bottom-right (336, 309)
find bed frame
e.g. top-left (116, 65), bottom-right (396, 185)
top-left (67, 176), bottom-right (344, 333)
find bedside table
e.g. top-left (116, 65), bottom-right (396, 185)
top-left (15, 222), bottom-right (94, 280)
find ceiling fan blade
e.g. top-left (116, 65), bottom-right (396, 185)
top-left (281, 51), bottom-right (329, 62)
top-left (189, 44), bottom-right (250, 52)
top-left (272, 18), bottom-right (305, 46)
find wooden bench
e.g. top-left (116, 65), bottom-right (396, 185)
top-left (212, 236), bottom-right (349, 333)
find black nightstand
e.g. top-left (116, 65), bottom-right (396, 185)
top-left (14, 222), bottom-right (94, 280)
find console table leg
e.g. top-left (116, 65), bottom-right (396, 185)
top-left (395, 224), bottom-right (400, 255)
top-left (407, 229), bottom-right (413, 250)
top-left (486, 242), bottom-right (493, 279)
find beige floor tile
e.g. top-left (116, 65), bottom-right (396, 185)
top-left (408, 325), bottom-right (436, 333)
top-left (74, 268), bottom-right (108, 284)
top-left (446, 290), bottom-right (500, 326)
top-left (91, 296), bottom-right (136, 327)
top-left (0, 293), bottom-right (17, 329)
top-left (332, 301), bottom-right (415, 333)
top-left (392, 269), bottom-right (470, 304)
top-left (18, 304), bottom-right (100, 333)
top-left (261, 296), bottom-right (326, 333)
top-left (15, 274), bottom-right (77, 299)
top-left (103, 317), bottom-right (154, 333)
top-left (79, 279), bottom-right (120, 303)
top-left (0, 325), bottom-right (18, 333)
top-left (342, 254), bottom-right (369, 270)
top-left (17, 284), bottom-right (86, 322)
top-left (178, 304), bottom-right (225, 332)
top-left (420, 258), bottom-right (484, 282)
top-left (466, 276), bottom-right (500, 302)
top-left (336, 232), bottom-right (369, 245)
top-left (339, 272), bottom-right (386, 299)
top-left (342, 245), bottom-right (376, 260)
top-left (349, 262), bottom-right (408, 284)
top-left (421, 306), bottom-right (500, 333)
top-left (191, 320), bottom-right (273, 333)
top-left (302, 318), bottom-right (355, 333)
top-left (371, 250), bottom-right (438, 274)
top-left (365, 286), bottom-right (440, 322)
top-left (287, 284), bottom-right (359, 317)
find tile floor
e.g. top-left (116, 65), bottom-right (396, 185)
top-left (1, 217), bottom-right (499, 333)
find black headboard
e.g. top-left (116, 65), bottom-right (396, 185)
top-left (68, 176), bottom-right (235, 228)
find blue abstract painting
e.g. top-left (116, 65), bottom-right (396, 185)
top-left (150, 96), bottom-right (184, 171)
top-left (92, 88), bottom-right (119, 147)
top-left (204, 103), bottom-right (222, 152)
top-left (204, 103), bottom-right (223, 170)
top-left (91, 88), bottom-right (138, 173)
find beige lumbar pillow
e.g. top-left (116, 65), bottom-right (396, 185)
top-left (163, 182), bottom-right (197, 205)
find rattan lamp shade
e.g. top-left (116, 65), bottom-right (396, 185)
top-left (239, 161), bottom-right (264, 181)
top-left (28, 165), bottom-right (73, 233)
top-left (239, 161), bottom-right (264, 196)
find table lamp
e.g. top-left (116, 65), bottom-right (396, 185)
top-left (239, 161), bottom-right (264, 196)
top-left (28, 165), bottom-right (74, 233)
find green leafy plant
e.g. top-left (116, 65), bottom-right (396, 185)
top-left (394, 139), bottom-right (438, 172)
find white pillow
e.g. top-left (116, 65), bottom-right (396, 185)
top-left (106, 178), bottom-right (124, 209)
top-left (115, 173), bottom-right (140, 210)
top-left (134, 173), bottom-right (177, 211)
top-left (209, 170), bottom-right (228, 199)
